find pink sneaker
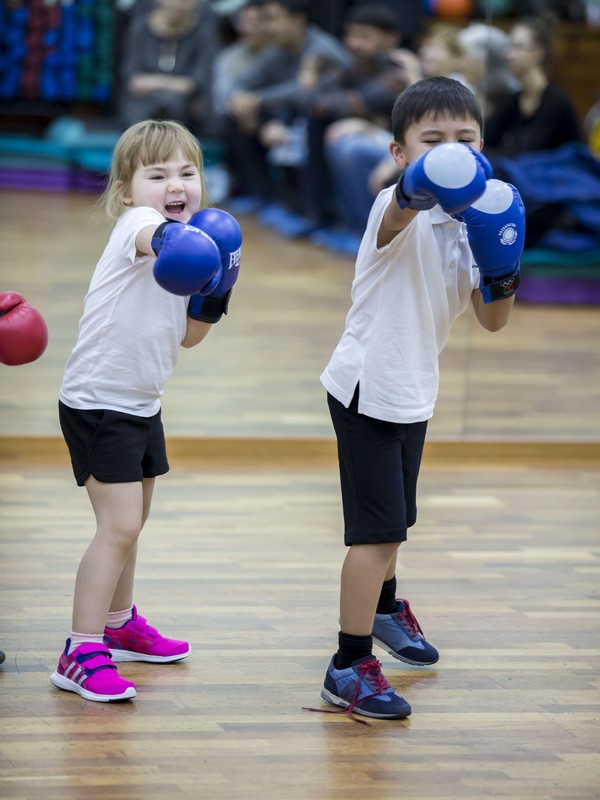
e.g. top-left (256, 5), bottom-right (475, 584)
top-left (50, 640), bottom-right (137, 702)
top-left (104, 606), bottom-right (191, 663)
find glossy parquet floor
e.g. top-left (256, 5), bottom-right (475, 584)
top-left (1, 459), bottom-right (599, 799)
top-left (1, 189), bottom-right (599, 799)
top-left (1, 190), bottom-right (599, 441)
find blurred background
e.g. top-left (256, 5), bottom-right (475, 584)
top-left (1, 0), bottom-right (599, 443)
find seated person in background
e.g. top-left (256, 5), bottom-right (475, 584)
top-left (224, 0), bottom-right (351, 210)
top-left (212, 0), bottom-right (271, 128)
top-left (317, 118), bottom-right (397, 253)
top-left (118, 0), bottom-right (221, 138)
top-left (584, 98), bottom-right (600, 158)
top-left (456, 23), bottom-right (520, 118)
top-left (317, 19), bottom-right (471, 246)
top-left (294, 4), bottom-right (417, 238)
top-left (484, 16), bottom-right (583, 248)
top-left (310, 21), bottom-right (520, 256)
top-left (328, 20), bottom-right (469, 239)
top-left (418, 21), bottom-right (466, 82)
top-left (484, 16), bottom-right (582, 156)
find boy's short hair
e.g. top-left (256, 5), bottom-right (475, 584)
top-left (264, 0), bottom-right (309, 17)
top-left (391, 77), bottom-right (483, 143)
top-left (345, 3), bottom-right (402, 34)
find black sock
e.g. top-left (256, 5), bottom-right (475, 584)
top-left (376, 577), bottom-right (398, 615)
top-left (335, 631), bottom-right (373, 669)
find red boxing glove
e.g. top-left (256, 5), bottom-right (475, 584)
top-left (0, 292), bottom-right (49, 366)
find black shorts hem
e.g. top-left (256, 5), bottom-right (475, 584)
top-left (344, 529), bottom-right (408, 547)
top-left (59, 401), bottom-right (170, 486)
top-left (74, 464), bottom-right (170, 488)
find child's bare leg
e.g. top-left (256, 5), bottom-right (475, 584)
top-left (72, 477), bottom-right (144, 634)
top-left (384, 551), bottom-right (397, 582)
top-left (339, 542), bottom-right (399, 635)
top-left (109, 477), bottom-right (155, 612)
top-left (109, 543), bottom-right (138, 613)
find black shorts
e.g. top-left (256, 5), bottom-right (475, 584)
top-left (58, 401), bottom-right (169, 486)
top-left (327, 387), bottom-right (427, 546)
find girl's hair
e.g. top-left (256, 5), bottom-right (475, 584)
top-left (101, 119), bottom-right (209, 220)
top-left (391, 76), bottom-right (483, 143)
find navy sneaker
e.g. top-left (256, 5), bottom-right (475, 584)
top-left (321, 655), bottom-right (411, 720)
top-left (372, 598), bottom-right (439, 666)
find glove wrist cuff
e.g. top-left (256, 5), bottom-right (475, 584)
top-left (188, 289), bottom-right (232, 323)
top-left (395, 175), bottom-right (410, 210)
top-left (480, 264), bottom-right (521, 304)
top-left (151, 221), bottom-right (174, 255)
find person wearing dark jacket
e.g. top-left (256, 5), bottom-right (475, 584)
top-left (484, 17), bottom-right (581, 157)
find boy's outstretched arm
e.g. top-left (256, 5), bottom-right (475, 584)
top-left (378, 143), bottom-right (491, 248)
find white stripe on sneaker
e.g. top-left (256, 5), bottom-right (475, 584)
top-left (64, 663), bottom-right (78, 679)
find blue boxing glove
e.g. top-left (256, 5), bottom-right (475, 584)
top-left (456, 179), bottom-right (525, 304)
top-left (396, 143), bottom-right (492, 216)
top-left (152, 220), bottom-right (222, 296)
top-left (186, 208), bottom-right (242, 323)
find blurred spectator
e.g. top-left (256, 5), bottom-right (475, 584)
top-left (456, 23), bottom-right (520, 118)
top-left (584, 97), bottom-right (600, 157)
top-left (311, 117), bottom-right (396, 253)
top-left (354, 21), bottom-right (471, 201)
top-left (118, 0), bottom-right (221, 137)
top-left (224, 0), bottom-right (351, 209)
top-left (418, 22), bottom-right (466, 82)
top-left (212, 0), bottom-right (271, 125)
top-left (305, 0), bottom-right (424, 49)
top-left (282, 3), bottom-right (412, 235)
top-left (483, 17), bottom-right (584, 249)
top-left (484, 16), bottom-right (582, 156)
top-left (304, 22), bottom-right (518, 255)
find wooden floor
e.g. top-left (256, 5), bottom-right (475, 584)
top-left (1, 459), bottom-right (599, 799)
top-left (1, 189), bottom-right (600, 799)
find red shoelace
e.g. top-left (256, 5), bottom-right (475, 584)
top-left (396, 598), bottom-right (423, 638)
top-left (303, 657), bottom-right (392, 726)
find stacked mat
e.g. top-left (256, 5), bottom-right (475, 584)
top-left (0, 0), bottom-right (114, 104)
top-left (491, 144), bottom-right (600, 304)
top-left (520, 248), bottom-right (600, 304)
top-left (0, 116), bottom-right (227, 199)
top-left (0, 0), bottom-right (117, 190)
top-left (0, 119), bottom-right (119, 192)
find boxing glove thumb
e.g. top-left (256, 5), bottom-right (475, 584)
top-left (0, 291), bottom-right (49, 366)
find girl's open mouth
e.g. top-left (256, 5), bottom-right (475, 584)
top-left (165, 201), bottom-right (185, 217)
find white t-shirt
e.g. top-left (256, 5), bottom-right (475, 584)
top-left (321, 186), bottom-right (479, 424)
top-left (60, 206), bottom-right (189, 417)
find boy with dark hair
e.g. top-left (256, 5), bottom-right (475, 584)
top-left (315, 77), bottom-right (525, 722)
